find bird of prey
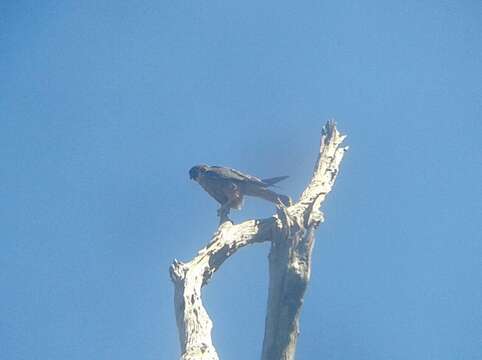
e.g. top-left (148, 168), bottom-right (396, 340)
top-left (189, 164), bottom-right (292, 216)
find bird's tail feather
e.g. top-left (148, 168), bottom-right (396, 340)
top-left (261, 176), bottom-right (289, 186)
top-left (244, 187), bottom-right (292, 207)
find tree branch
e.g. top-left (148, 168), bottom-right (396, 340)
top-left (170, 218), bottom-right (276, 360)
top-left (170, 121), bottom-right (347, 360)
top-left (261, 120), bottom-right (347, 360)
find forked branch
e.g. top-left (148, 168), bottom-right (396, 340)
top-left (170, 121), bottom-right (348, 360)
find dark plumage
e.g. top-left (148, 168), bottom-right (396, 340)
top-left (189, 164), bottom-right (292, 215)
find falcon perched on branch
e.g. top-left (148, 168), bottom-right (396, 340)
top-left (189, 164), bottom-right (292, 216)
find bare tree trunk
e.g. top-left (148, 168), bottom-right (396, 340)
top-left (170, 121), bottom-right (347, 360)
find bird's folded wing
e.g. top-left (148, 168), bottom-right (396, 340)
top-left (208, 166), bottom-right (266, 186)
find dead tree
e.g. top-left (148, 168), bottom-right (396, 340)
top-left (170, 121), bottom-right (348, 360)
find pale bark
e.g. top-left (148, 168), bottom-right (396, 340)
top-left (170, 121), bottom-right (347, 360)
top-left (261, 121), bottom-right (347, 360)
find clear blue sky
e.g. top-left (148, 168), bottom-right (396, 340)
top-left (1, 1), bottom-right (480, 359)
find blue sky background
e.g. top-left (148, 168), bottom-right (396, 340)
top-left (1, 1), bottom-right (481, 359)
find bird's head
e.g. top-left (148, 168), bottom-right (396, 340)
top-left (189, 164), bottom-right (208, 181)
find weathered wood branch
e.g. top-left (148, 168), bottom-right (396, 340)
top-left (261, 121), bottom-right (347, 360)
top-left (170, 121), bottom-right (347, 360)
top-left (169, 218), bottom-right (276, 360)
